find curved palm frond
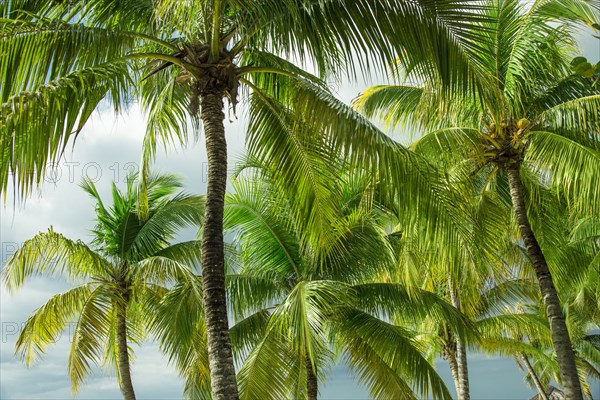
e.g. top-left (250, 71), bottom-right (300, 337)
top-left (15, 283), bottom-right (96, 366)
top-left (353, 283), bottom-right (471, 340)
top-left (0, 60), bottom-right (132, 197)
top-left (225, 177), bottom-right (302, 280)
top-left (152, 240), bottom-right (202, 268)
top-left (237, 327), bottom-right (299, 400)
top-left (127, 193), bottom-right (204, 260)
top-left (2, 229), bottom-right (111, 291)
top-left (338, 309), bottom-right (452, 400)
top-left (525, 130), bottom-right (600, 216)
top-left (533, 94), bottom-right (600, 145)
top-left (68, 283), bottom-right (114, 392)
top-left (244, 84), bottom-right (344, 254)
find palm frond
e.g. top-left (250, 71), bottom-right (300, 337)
top-left (127, 193), bottom-right (204, 260)
top-left (68, 284), bottom-right (114, 392)
top-left (15, 283), bottom-right (96, 366)
top-left (2, 229), bottom-right (112, 291)
top-left (132, 256), bottom-right (196, 285)
top-left (533, 94), bottom-right (600, 144)
top-left (338, 309), bottom-right (452, 400)
top-left (244, 83), bottom-right (344, 255)
top-left (237, 328), bottom-right (298, 400)
top-left (225, 178), bottom-right (302, 280)
top-left (525, 130), bottom-right (600, 216)
top-left (0, 61), bottom-right (132, 197)
top-left (0, 17), bottom-right (139, 99)
top-left (352, 283), bottom-right (471, 340)
top-left (152, 240), bottom-right (202, 269)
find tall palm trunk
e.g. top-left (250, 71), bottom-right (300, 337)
top-left (445, 339), bottom-right (461, 396)
top-left (446, 339), bottom-right (460, 396)
top-left (306, 353), bottom-right (318, 400)
top-left (448, 279), bottom-right (470, 400)
top-left (116, 301), bottom-right (136, 400)
top-left (200, 87), bottom-right (239, 400)
top-left (519, 353), bottom-right (549, 400)
top-left (505, 165), bottom-right (582, 400)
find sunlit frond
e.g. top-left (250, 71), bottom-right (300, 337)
top-left (525, 130), bottom-right (600, 216)
top-left (0, 61), bottom-right (132, 198)
top-left (2, 229), bottom-right (111, 291)
top-left (15, 283), bottom-right (96, 366)
top-left (338, 309), bottom-right (452, 400)
top-left (68, 284), bottom-right (114, 392)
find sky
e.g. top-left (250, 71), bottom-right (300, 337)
top-left (0, 26), bottom-right (599, 400)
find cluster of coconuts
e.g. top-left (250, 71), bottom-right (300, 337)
top-left (486, 118), bottom-right (530, 139)
top-left (481, 118), bottom-right (531, 161)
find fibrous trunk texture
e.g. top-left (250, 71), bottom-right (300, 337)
top-left (306, 353), bottom-right (318, 400)
top-left (446, 340), bottom-right (461, 395)
top-left (448, 280), bottom-right (470, 400)
top-left (200, 88), bottom-right (240, 400)
top-left (506, 166), bottom-right (582, 400)
top-left (116, 301), bottom-right (136, 400)
top-left (520, 353), bottom-right (549, 400)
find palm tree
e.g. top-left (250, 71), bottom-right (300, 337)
top-left (383, 187), bottom-right (516, 400)
top-left (517, 199), bottom-right (600, 399)
top-left (389, 172), bottom-right (599, 399)
top-left (223, 170), bottom-right (467, 400)
top-left (152, 166), bottom-right (469, 399)
top-left (355, 1), bottom-right (600, 398)
top-left (1, 173), bottom-right (203, 399)
top-left (0, 2), bottom-right (493, 397)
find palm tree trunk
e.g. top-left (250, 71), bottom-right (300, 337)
top-left (448, 280), bottom-right (470, 400)
top-left (306, 353), bottom-right (318, 400)
top-left (200, 88), bottom-right (239, 400)
top-left (116, 303), bottom-right (136, 400)
top-left (505, 165), bottom-right (582, 400)
top-left (519, 353), bottom-right (549, 400)
top-left (445, 340), bottom-right (461, 396)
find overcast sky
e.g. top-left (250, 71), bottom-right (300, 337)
top-left (0, 28), bottom-right (598, 400)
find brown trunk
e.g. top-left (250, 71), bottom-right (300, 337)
top-left (116, 301), bottom-right (136, 400)
top-left (505, 165), bottom-right (582, 400)
top-left (200, 88), bottom-right (239, 400)
top-left (445, 339), bottom-right (461, 396)
top-left (448, 279), bottom-right (470, 400)
top-left (519, 353), bottom-right (549, 400)
top-left (306, 353), bottom-right (318, 400)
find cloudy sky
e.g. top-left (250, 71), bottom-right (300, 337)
top-left (1, 27), bottom-right (598, 400)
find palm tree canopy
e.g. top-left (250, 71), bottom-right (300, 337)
top-left (356, 0), bottom-right (600, 215)
top-left (0, 0), bottom-right (495, 198)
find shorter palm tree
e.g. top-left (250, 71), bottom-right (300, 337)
top-left (2, 173), bottom-right (204, 399)
top-left (223, 170), bottom-right (466, 400)
top-left (151, 168), bottom-right (469, 399)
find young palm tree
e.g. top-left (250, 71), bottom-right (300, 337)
top-left (2, 174), bottom-right (203, 399)
top-left (355, 1), bottom-right (600, 398)
top-left (0, 2), bottom-right (491, 397)
top-left (383, 184), bottom-right (518, 400)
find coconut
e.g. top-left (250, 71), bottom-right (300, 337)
top-left (517, 118), bottom-right (529, 129)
